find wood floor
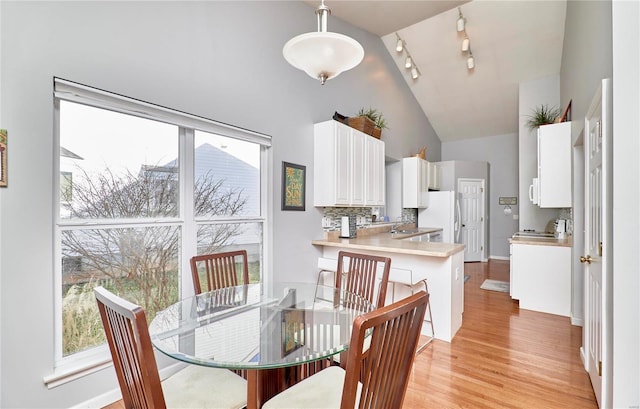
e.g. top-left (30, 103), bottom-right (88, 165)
top-left (104, 260), bottom-right (598, 409)
top-left (403, 259), bottom-right (597, 408)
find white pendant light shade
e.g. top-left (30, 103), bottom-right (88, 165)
top-left (461, 36), bottom-right (470, 52)
top-left (411, 66), bottom-right (419, 79)
top-left (283, 32), bottom-right (364, 84)
top-left (283, 1), bottom-right (364, 85)
top-left (457, 16), bottom-right (465, 32)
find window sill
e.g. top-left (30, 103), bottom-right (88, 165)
top-left (43, 348), bottom-right (112, 389)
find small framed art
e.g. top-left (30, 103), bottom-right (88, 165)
top-left (282, 161), bottom-right (306, 211)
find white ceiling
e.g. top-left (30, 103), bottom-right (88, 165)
top-left (311, 0), bottom-right (567, 142)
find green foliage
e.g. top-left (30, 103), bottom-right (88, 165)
top-left (526, 104), bottom-right (561, 131)
top-left (357, 107), bottom-right (388, 130)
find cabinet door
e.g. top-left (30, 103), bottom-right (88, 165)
top-left (419, 159), bottom-right (429, 207)
top-left (537, 122), bottom-right (572, 207)
top-left (334, 123), bottom-right (352, 205)
top-left (402, 157), bottom-right (429, 208)
top-left (350, 131), bottom-right (366, 205)
top-left (365, 137), bottom-right (386, 206)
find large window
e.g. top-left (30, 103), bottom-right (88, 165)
top-left (55, 79), bottom-right (270, 362)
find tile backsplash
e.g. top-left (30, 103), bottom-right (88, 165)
top-left (320, 207), bottom-right (418, 232)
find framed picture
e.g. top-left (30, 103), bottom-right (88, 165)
top-left (282, 161), bottom-right (306, 211)
top-left (0, 129), bottom-right (7, 187)
top-left (281, 308), bottom-right (305, 356)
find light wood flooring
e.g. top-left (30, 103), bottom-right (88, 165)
top-left (104, 259), bottom-right (597, 409)
top-left (403, 259), bottom-right (597, 408)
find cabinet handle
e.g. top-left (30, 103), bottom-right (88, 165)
top-left (580, 255), bottom-right (592, 264)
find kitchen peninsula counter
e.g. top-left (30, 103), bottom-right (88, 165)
top-left (312, 230), bottom-right (465, 342)
top-left (311, 235), bottom-right (464, 257)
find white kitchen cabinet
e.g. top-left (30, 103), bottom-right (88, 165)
top-left (533, 122), bottom-right (572, 208)
top-left (402, 157), bottom-right (429, 208)
top-left (314, 120), bottom-right (385, 207)
top-left (365, 135), bottom-right (386, 206)
top-left (428, 161), bottom-right (440, 190)
top-left (511, 242), bottom-right (571, 316)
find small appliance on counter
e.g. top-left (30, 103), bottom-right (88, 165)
top-left (554, 219), bottom-right (568, 239)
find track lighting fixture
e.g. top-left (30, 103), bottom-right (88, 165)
top-left (457, 7), bottom-right (475, 71)
top-left (405, 56), bottom-right (412, 69)
top-left (394, 32), bottom-right (421, 80)
top-left (461, 36), bottom-right (470, 52)
top-left (396, 37), bottom-right (404, 53)
top-left (456, 7), bottom-right (465, 32)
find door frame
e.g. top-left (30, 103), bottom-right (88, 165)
top-left (581, 78), bottom-right (613, 408)
top-left (457, 178), bottom-right (486, 262)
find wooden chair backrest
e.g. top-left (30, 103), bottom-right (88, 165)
top-left (94, 286), bottom-right (166, 409)
top-left (341, 291), bottom-right (428, 409)
top-left (336, 251), bottom-right (391, 309)
top-left (190, 250), bottom-right (249, 294)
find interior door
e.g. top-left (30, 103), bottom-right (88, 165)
top-left (458, 178), bottom-right (484, 262)
top-left (582, 79), bottom-right (612, 408)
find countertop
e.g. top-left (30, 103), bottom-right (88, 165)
top-left (509, 235), bottom-right (573, 247)
top-left (312, 225), bottom-right (464, 258)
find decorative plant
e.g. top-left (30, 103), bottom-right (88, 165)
top-left (358, 107), bottom-right (388, 130)
top-left (525, 104), bottom-right (561, 131)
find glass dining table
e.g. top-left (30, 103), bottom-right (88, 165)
top-left (148, 282), bottom-right (373, 409)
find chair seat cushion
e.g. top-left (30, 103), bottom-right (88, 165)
top-left (162, 365), bottom-right (247, 409)
top-left (262, 366), bottom-right (361, 409)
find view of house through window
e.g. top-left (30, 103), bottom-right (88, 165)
top-left (57, 96), bottom-right (266, 358)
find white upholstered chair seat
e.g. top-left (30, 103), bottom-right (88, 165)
top-left (162, 365), bottom-right (247, 409)
top-left (262, 366), bottom-right (361, 409)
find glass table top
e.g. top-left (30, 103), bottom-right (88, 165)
top-left (148, 282), bottom-right (373, 369)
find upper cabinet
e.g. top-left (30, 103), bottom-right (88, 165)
top-left (314, 120), bottom-right (385, 207)
top-left (533, 122), bottom-right (572, 208)
top-left (428, 161), bottom-right (440, 191)
top-left (402, 157), bottom-right (429, 208)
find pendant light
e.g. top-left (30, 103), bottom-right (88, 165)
top-left (283, 1), bottom-right (364, 85)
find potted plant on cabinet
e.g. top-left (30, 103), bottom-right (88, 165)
top-left (525, 104), bottom-right (561, 131)
top-left (347, 107), bottom-right (388, 139)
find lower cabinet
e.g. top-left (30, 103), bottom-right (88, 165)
top-left (511, 243), bottom-right (571, 317)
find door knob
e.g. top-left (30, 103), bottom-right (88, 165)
top-left (580, 255), bottom-right (592, 264)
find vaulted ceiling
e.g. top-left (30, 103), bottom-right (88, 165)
top-left (309, 0), bottom-right (567, 142)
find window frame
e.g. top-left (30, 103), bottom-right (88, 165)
top-left (49, 78), bottom-right (272, 385)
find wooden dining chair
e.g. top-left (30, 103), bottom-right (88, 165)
top-left (190, 250), bottom-right (249, 295)
top-left (336, 250), bottom-right (391, 310)
top-left (94, 286), bottom-right (247, 409)
top-left (262, 291), bottom-right (429, 409)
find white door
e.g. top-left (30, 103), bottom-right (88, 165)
top-left (582, 79), bottom-right (612, 408)
top-left (458, 178), bottom-right (484, 262)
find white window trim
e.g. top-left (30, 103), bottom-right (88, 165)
top-left (48, 78), bottom-right (272, 387)
top-left (54, 77), bottom-right (271, 147)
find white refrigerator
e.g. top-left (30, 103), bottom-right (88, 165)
top-left (417, 191), bottom-right (461, 243)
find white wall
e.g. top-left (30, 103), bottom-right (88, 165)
top-left (442, 133), bottom-right (519, 258)
top-left (518, 74), bottom-right (563, 231)
top-left (0, 2), bottom-right (439, 407)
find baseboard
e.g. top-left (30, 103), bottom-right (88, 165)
top-left (571, 315), bottom-right (584, 327)
top-left (489, 255), bottom-right (510, 261)
top-left (70, 388), bottom-right (121, 409)
top-left (69, 362), bottom-right (186, 408)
